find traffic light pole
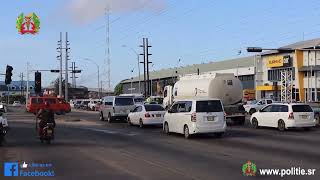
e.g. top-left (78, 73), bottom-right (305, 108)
top-left (6, 85), bottom-right (9, 104)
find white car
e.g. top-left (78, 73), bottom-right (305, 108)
top-left (250, 103), bottom-right (316, 131)
top-left (243, 99), bottom-right (273, 115)
top-left (163, 98), bottom-right (226, 139)
top-left (88, 100), bottom-right (100, 111)
top-left (12, 101), bottom-right (21, 107)
top-left (127, 104), bottom-right (165, 128)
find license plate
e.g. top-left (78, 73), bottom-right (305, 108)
top-left (47, 129), bottom-right (52, 134)
top-left (156, 114), bottom-right (161, 117)
top-left (207, 116), bottom-right (215, 121)
top-left (301, 115), bottom-right (308, 119)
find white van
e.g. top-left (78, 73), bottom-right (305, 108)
top-left (99, 96), bottom-right (136, 123)
top-left (163, 98), bottom-right (226, 138)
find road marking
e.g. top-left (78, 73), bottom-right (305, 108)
top-left (80, 127), bottom-right (138, 136)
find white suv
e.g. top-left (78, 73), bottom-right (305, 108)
top-left (251, 103), bottom-right (316, 131)
top-left (163, 98), bottom-right (226, 139)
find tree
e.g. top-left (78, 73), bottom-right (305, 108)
top-left (114, 83), bottom-right (123, 95)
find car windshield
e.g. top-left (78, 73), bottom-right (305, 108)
top-left (196, 100), bottom-right (223, 112)
top-left (83, 101), bottom-right (90, 105)
top-left (134, 98), bottom-right (144, 103)
top-left (292, 105), bottom-right (313, 112)
top-left (115, 98), bottom-right (134, 106)
top-left (144, 105), bottom-right (165, 111)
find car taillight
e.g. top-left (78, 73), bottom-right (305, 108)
top-left (145, 113), bottom-right (151, 118)
top-left (288, 112), bottom-right (294, 119)
top-left (191, 112), bottom-right (196, 122)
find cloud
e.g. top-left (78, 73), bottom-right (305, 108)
top-left (65, 0), bottom-right (167, 24)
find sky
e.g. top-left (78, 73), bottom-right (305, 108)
top-left (1, 0), bottom-right (320, 90)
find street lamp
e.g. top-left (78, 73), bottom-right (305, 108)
top-left (122, 45), bottom-right (141, 94)
top-left (82, 58), bottom-right (100, 99)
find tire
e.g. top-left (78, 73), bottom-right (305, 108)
top-left (315, 113), bottom-right (320, 126)
top-left (249, 108), bottom-right (256, 115)
top-left (92, 107), bottom-right (96, 111)
top-left (184, 125), bottom-right (190, 139)
top-left (214, 132), bottom-right (224, 138)
top-left (278, 120), bottom-right (286, 131)
top-left (139, 119), bottom-right (144, 128)
top-left (107, 113), bottom-right (113, 123)
top-left (164, 122), bottom-right (170, 134)
top-left (99, 112), bottom-right (104, 121)
top-left (127, 117), bottom-right (132, 126)
top-left (251, 118), bottom-right (259, 129)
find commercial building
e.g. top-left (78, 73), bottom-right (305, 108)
top-left (120, 38), bottom-right (320, 102)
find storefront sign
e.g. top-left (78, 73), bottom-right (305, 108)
top-left (266, 55), bottom-right (291, 68)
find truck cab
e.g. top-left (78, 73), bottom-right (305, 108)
top-left (163, 85), bottom-right (173, 109)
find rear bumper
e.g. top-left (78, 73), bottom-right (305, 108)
top-left (112, 115), bottom-right (128, 120)
top-left (143, 118), bottom-right (164, 125)
top-left (286, 120), bottom-right (316, 128)
top-left (191, 122), bottom-right (227, 134)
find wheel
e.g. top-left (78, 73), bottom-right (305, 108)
top-left (184, 125), bottom-right (190, 139)
top-left (249, 108), bottom-right (256, 115)
top-left (99, 112), bottom-right (104, 121)
top-left (127, 117), bottom-right (132, 126)
top-left (139, 119), bottom-right (144, 128)
top-left (92, 107), bottom-right (96, 111)
top-left (214, 132), bottom-right (224, 138)
top-left (251, 118), bottom-right (259, 129)
top-left (60, 110), bottom-right (65, 115)
top-left (164, 122), bottom-right (170, 134)
top-left (107, 113), bottom-right (113, 123)
top-left (278, 120), bottom-right (286, 131)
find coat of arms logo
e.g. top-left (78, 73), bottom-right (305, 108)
top-left (16, 13), bottom-right (40, 35)
top-left (242, 161), bottom-right (257, 176)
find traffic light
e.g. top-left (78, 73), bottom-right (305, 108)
top-left (34, 71), bottom-right (41, 94)
top-left (5, 65), bottom-right (13, 85)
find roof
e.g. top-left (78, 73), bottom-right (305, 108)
top-left (122, 56), bottom-right (254, 83)
top-left (261, 38), bottom-right (320, 55)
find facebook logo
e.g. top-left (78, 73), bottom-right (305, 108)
top-left (4, 162), bottom-right (19, 176)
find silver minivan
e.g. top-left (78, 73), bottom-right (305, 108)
top-left (99, 96), bottom-right (136, 122)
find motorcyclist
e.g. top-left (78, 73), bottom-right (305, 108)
top-left (0, 110), bottom-right (9, 130)
top-left (36, 101), bottom-right (56, 137)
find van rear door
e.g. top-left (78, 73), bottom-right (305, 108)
top-left (195, 100), bottom-right (224, 128)
top-left (114, 97), bottom-right (135, 115)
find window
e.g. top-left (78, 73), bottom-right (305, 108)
top-left (11, 86), bottom-right (15, 90)
top-left (261, 105), bottom-right (272, 112)
top-left (227, 80), bottom-right (233, 85)
top-left (115, 98), bottom-right (134, 106)
top-left (177, 101), bottom-right (192, 112)
top-left (144, 105), bottom-right (165, 111)
top-left (292, 105), bottom-right (313, 112)
top-left (136, 106), bottom-right (143, 112)
top-left (279, 105), bottom-right (289, 112)
top-left (31, 98), bottom-right (43, 104)
top-left (196, 100), bottom-right (223, 112)
top-left (169, 103), bottom-right (179, 113)
top-left (164, 89), bottom-right (168, 98)
top-left (45, 98), bottom-right (57, 104)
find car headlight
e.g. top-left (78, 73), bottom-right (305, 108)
top-left (0, 105), bottom-right (3, 109)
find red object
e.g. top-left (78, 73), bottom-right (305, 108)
top-left (27, 97), bottom-right (71, 114)
top-left (288, 112), bottom-right (294, 120)
top-left (145, 113), bottom-right (151, 118)
top-left (191, 112), bottom-right (197, 122)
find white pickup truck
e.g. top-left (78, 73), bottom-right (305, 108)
top-left (243, 99), bottom-right (273, 115)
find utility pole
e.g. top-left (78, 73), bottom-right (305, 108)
top-left (105, 8), bottom-right (111, 91)
top-left (57, 32), bottom-right (63, 98)
top-left (26, 62), bottom-right (29, 108)
top-left (65, 32), bottom-right (70, 102)
top-left (139, 38), bottom-right (152, 97)
top-left (19, 73), bottom-right (25, 96)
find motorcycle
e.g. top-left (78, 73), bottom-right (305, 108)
top-left (0, 111), bottom-right (9, 146)
top-left (40, 123), bottom-right (55, 144)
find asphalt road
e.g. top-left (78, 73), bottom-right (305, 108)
top-left (1, 107), bottom-right (320, 180)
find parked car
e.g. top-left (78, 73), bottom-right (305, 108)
top-left (243, 99), bottom-right (273, 115)
top-left (306, 102), bottom-right (320, 126)
top-left (12, 101), bottom-right (21, 107)
top-left (79, 100), bottom-right (90, 110)
top-left (88, 100), bottom-right (100, 111)
top-left (163, 98), bottom-right (226, 139)
top-left (73, 100), bottom-right (82, 109)
top-left (99, 96), bottom-right (136, 122)
top-left (127, 104), bottom-right (165, 128)
top-left (27, 97), bottom-right (71, 114)
top-left (250, 103), bottom-right (316, 131)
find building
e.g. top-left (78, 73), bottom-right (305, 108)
top-left (120, 38), bottom-right (320, 102)
top-left (121, 56), bottom-right (255, 97)
top-left (0, 81), bottom-right (35, 97)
